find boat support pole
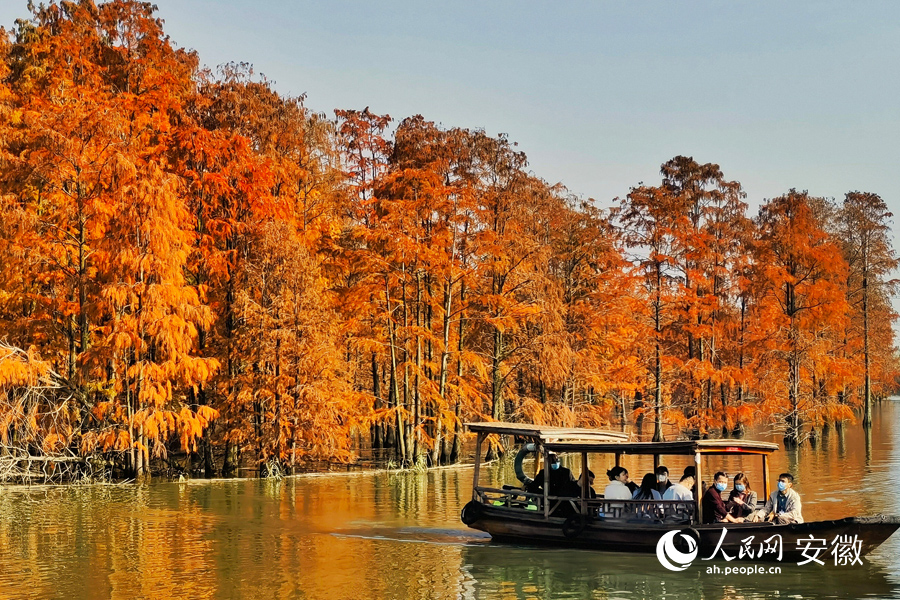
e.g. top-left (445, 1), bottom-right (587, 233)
top-left (695, 451), bottom-right (702, 524)
top-left (762, 454), bottom-right (770, 501)
top-left (581, 451), bottom-right (588, 516)
top-left (543, 445), bottom-right (550, 520)
top-left (472, 432), bottom-right (484, 501)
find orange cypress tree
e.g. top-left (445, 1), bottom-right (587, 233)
top-left (1, 1), bottom-right (218, 475)
top-left (752, 190), bottom-right (849, 446)
top-left (839, 192), bottom-right (899, 427)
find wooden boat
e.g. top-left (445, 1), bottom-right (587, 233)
top-left (461, 422), bottom-right (900, 562)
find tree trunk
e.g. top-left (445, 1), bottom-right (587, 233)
top-left (386, 275), bottom-right (406, 463)
top-left (653, 264), bottom-right (664, 442)
top-left (862, 263), bottom-right (872, 428)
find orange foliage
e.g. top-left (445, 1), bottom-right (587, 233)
top-left (0, 2), bottom-right (896, 480)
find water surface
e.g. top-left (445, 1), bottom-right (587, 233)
top-left (2, 402), bottom-right (900, 599)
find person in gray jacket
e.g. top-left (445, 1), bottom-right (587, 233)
top-left (750, 472), bottom-right (803, 524)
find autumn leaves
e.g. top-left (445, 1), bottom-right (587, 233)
top-left (0, 1), bottom-right (895, 480)
top-left (619, 164), bottom-right (896, 448)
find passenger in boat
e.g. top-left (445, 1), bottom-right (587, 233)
top-left (750, 472), bottom-right (804, 524)
top-left (702, 471), bottom-right (744, 524)
top-left (603, 466), bottom-right (633, 500)
top-left (525, 452), bottom-right (576, 496)
top-left (726, 472), bottom-right (758, 519)
top-left (655, 465), bottom-right (673, 496)
top-left (662, 468), bottom-right (695, 501)
top-left (577, 469), bottom-right (597, 498)
top-left (633, 473), bottom-right (663, 500)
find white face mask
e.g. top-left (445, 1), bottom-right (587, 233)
top-left (657, 475), bottom-right (667, 483)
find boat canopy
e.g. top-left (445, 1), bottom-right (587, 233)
top-left (544, 439), bottom-right (779, 456)
top-left (465, 421), bottom-right (629, 443)
top-left (464, 421), bottom-right (780, 522)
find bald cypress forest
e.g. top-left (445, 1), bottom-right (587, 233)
top-left (0, 0), bottom-right (897, 481)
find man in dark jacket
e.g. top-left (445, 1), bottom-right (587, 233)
top-left (655, 465), bottom-right (674, 496)
top-left (525, 452), bottom-right (577, 496)
top-left (702, 471), bottom-right (744, 524)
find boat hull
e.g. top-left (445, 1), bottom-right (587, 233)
top-left (468, 505), bottom-right (900, 561)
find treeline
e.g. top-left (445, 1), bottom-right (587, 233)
top-left (0, 1), bottom-right (896, 479)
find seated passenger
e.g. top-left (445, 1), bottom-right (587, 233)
top-left (702, 471), bottom-right (744, 524)
top-left (525, 452), bottom-right (576, 496)
top-left (750, 473), bottom-right (804, 524)
top-left (633, 473), bottom-right (663, 500)
top-left (603, 466), bottom-right (633, 500)
top-left (655, 465), bottom-right (673, 496)
top-left (727, 472), bottom-right (757, 519)
top-left (578, 469), bottom-right (597, 499)
top-left (662, 468), bottom-right (695, 501)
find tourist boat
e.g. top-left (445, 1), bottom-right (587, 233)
top-left (461, 422), bottom-right (900, 562)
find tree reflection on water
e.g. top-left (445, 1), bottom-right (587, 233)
top-left (0, 401), bottom-right (899, 599)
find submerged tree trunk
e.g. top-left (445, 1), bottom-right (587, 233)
top-left (784, 280), bottom-right (801, 447)
top-left (862, 263), bottom-right (872, 428)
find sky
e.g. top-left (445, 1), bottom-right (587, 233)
top-left (2, 1), bottom-right (899, 221)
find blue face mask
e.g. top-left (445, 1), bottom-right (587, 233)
top-left (777, 481), bottom-right (787, 492)
top-left (735, 484), bottom-right (746, 493)
top-left (550, 462), bottom-right (560, 471)
top-left (715, 482), bottom-right (727, 492)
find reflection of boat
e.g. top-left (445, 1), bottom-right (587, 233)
top-left (461, 422), bottom-right (900, 561)
top-left (459, 542), bottom-right (900, 600)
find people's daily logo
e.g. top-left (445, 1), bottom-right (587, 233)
top-left (656, 530), bottom-right (699, 571)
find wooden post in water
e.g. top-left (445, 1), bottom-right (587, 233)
top-left (472, 432), bottom-right (483, 501)
top-left (695, 451), bottom-right (703, 524)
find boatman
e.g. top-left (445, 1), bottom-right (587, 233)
top-left (750, 472), bottom-right (804, 524)
top-left (525, 452), bottom-right (576, 496)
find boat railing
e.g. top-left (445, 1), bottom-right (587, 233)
top-left (588, 498), bottom-right (695, 523)
top-left (475, 486), bottom-right (552, 513)
top-left (475, 485), bottom-right (696, 523)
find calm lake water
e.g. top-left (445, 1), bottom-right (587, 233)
top-left (2, 402), bottom-right (900, 599)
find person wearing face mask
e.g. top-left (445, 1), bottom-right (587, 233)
top-left (525, 452), bottom-right (576, 497)
top-left (702, 471), bottom-right (745, 524)
top-left (655, 465), bottom-right (673, 495)
top-left (726, 472), bottom-right (757, 519)
top-left (750, 473), bottom-right (804, 524)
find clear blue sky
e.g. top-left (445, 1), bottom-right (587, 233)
top-left (3, 1), bottom-right (899, 219)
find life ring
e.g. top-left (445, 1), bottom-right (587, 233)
top-left (461, 500), bottom-right (483, 525)
top-left (673, 527), bottom-right (700, 553)
top-left (562, 514), bottom-right (587, 539)
top-left (514, 443), bottom-right (537, 485)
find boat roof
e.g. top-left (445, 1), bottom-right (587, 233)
top-left (544, 439), bottom-right (779, 455)
top-left (465, 421), bottom-right (630, 443)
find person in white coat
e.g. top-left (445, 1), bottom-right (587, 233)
top-left (603, 466), bottom-right (633, 500)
